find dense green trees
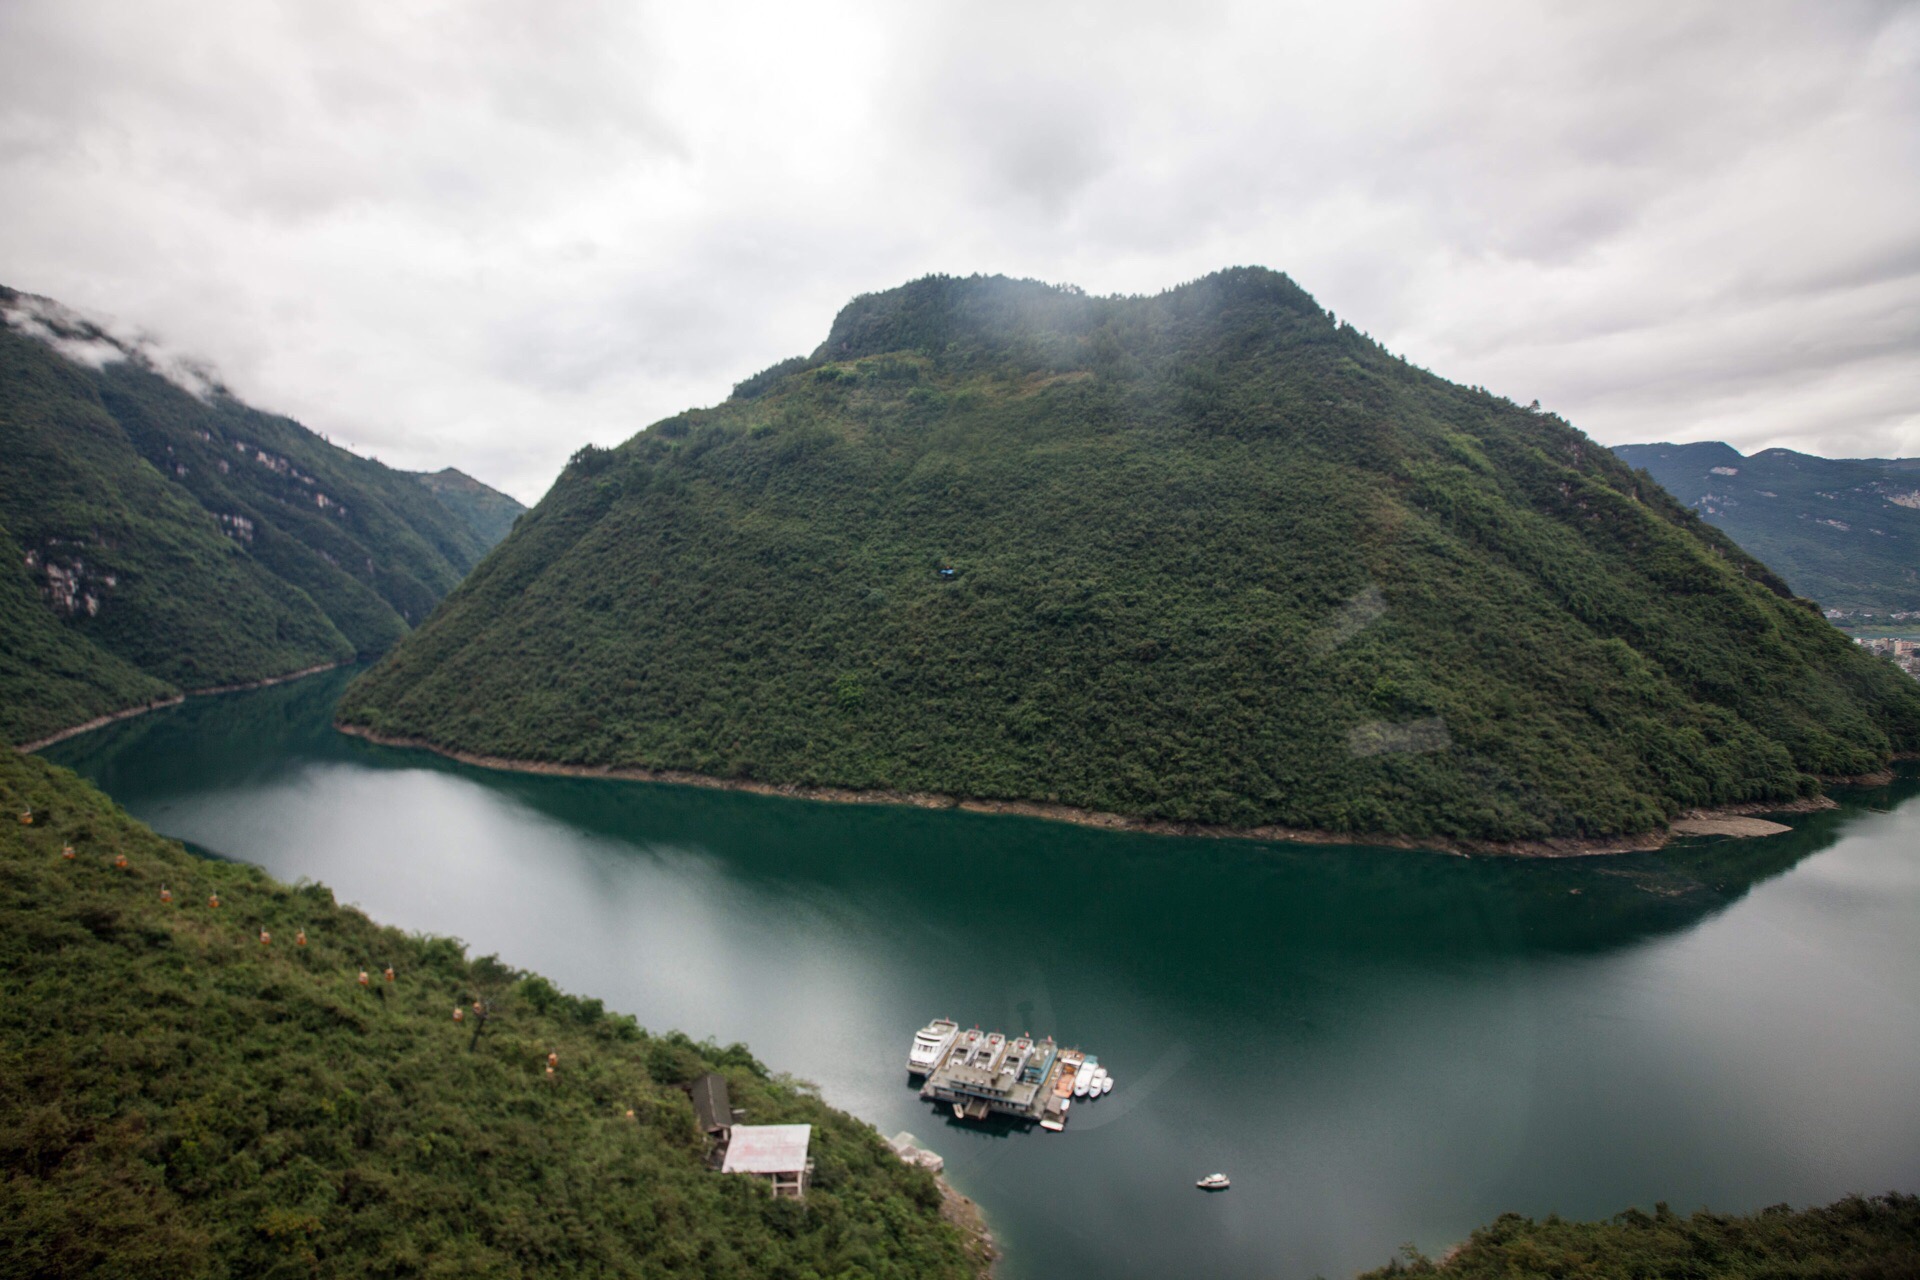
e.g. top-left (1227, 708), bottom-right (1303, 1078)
top-left (339, 270), bottom-right (1920, 845)
top-left (1362, 1194), bottom-right (1920, 1278)
top-left (0, 749), bottom-right (973, 1278)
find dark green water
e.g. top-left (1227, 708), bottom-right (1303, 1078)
top-left (45, 670), bottom-right (1920, 1279)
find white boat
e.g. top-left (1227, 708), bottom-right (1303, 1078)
top-left (1099, 1076), bottom-right (1114, 1095)
top-left (1196, 1173), bottom-right (1231, 1191)
top-left (1072, 1059), bottom-right (1098, 1097)
top-left (908, 1018), bottom-right (960, 1075)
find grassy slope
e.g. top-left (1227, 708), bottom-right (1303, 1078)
top-left (339, 270), bottom-right (1920, 843)
top-left (1614, 442), bottom-right (1920, 615)
top-left (0, 326), bottom-right (356, 693)
top-left (410, 468), bottom-right (527, 549)
top-left (0, 749), bottom-right (971, 1280)
top-left (1361, 1196), bottom-right (1920, 1278)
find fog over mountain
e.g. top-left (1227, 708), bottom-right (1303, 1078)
top-left (1, 1), bottom-right (1914, 503)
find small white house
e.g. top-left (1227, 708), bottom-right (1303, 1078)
top-left (720, 1124), bottom-right (813, 1199)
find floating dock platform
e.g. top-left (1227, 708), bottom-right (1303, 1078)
top-left (911, 1023), bottom-right (1105, 1131)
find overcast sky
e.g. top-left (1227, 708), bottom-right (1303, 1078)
top-left (2, 1), bottom-right (1915, 504)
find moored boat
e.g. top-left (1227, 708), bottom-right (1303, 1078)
top-left (908, 1018), bottom-right (960, 1075)
top-left (1072, 1057), bottom-right (1098, 1097)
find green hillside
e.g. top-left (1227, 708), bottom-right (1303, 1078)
top-left (0, 287), bottom-right (503, 743)
top-left (0, 518), bottom-right (176, 748)
top-left (1361, 1194), bottom-right (1920, 1278)
top-left (0, 319), bottom-right (356, 693)
top-left (410, 467), bottom-right (526, 548)
top-left (0, 748), bottom-right (974, 1279)
top-left (338, 270), bottom-right (1920, 845)
top-left (1614, 442), bottom-right (1920, 621)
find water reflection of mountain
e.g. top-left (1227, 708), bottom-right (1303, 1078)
top-left (47, 670), bottom-right (1917, 975)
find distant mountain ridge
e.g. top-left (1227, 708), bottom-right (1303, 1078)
top-left (0, 286), bottom-right (513, 746)
top-left (1612, 442), bottom-right (1920, 620)
top-left (339, 269), bottom-right (1920, 847)
top-left (409, 466), bottom-right (525, 547)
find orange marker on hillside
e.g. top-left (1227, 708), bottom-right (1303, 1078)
top-left (159, 885), bottom-right (172, 903)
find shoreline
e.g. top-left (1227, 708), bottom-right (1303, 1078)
top-left (12, 696), bottom-right (188, 754)
top-left (15, 661), bottom-right (346, 755)
top-left (936, 1176), bottom-right (997, 1278)
top-left (331, 723), bottom-right (1851, 857)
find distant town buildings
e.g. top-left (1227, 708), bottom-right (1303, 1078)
top-left (1855, 636), bottom-right (1920, 681)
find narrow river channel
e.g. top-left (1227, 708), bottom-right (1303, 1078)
top-left (43, 669), bottom-right (1920, 1280)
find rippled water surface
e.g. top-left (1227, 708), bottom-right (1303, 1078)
top-left (45, 670), bottom-right (1920, 1279)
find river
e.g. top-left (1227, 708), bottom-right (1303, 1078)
top-left (42, 669), bottom-right (1920, 1279)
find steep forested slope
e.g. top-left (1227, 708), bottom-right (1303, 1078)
top-left (0, 749), bottom-right (973, 1278)
top-left (1615, 441), bottom-right (1920, 619)
top-left (339, 270), bottom-right (1920, 844)
top-left (0, 287), bottom-right (505, 741)
top-left (0, 321), bottom-right (356, 692)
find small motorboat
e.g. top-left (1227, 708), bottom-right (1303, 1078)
top-left (1100, 1076), bottom-right (1114, 1095)
top-left (1196, 1173), bottom-right (1231, 1191)
top-left (1072, 1058), bottom-right (1097, 1098)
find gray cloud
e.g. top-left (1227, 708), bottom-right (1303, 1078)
top-left (1, 0), bottom-right (1914, 502)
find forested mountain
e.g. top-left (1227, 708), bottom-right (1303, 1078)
top-left (339, 270), bottom-right (1920, 846)
top-left (409, 467), bottom-right (526, 548)
top-left (1614, 442), bottom-right (1920, 623)
top-left (0, 749), bottom-right (974, 1278)
top-left (0, 287), bottom-right (505, 746)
